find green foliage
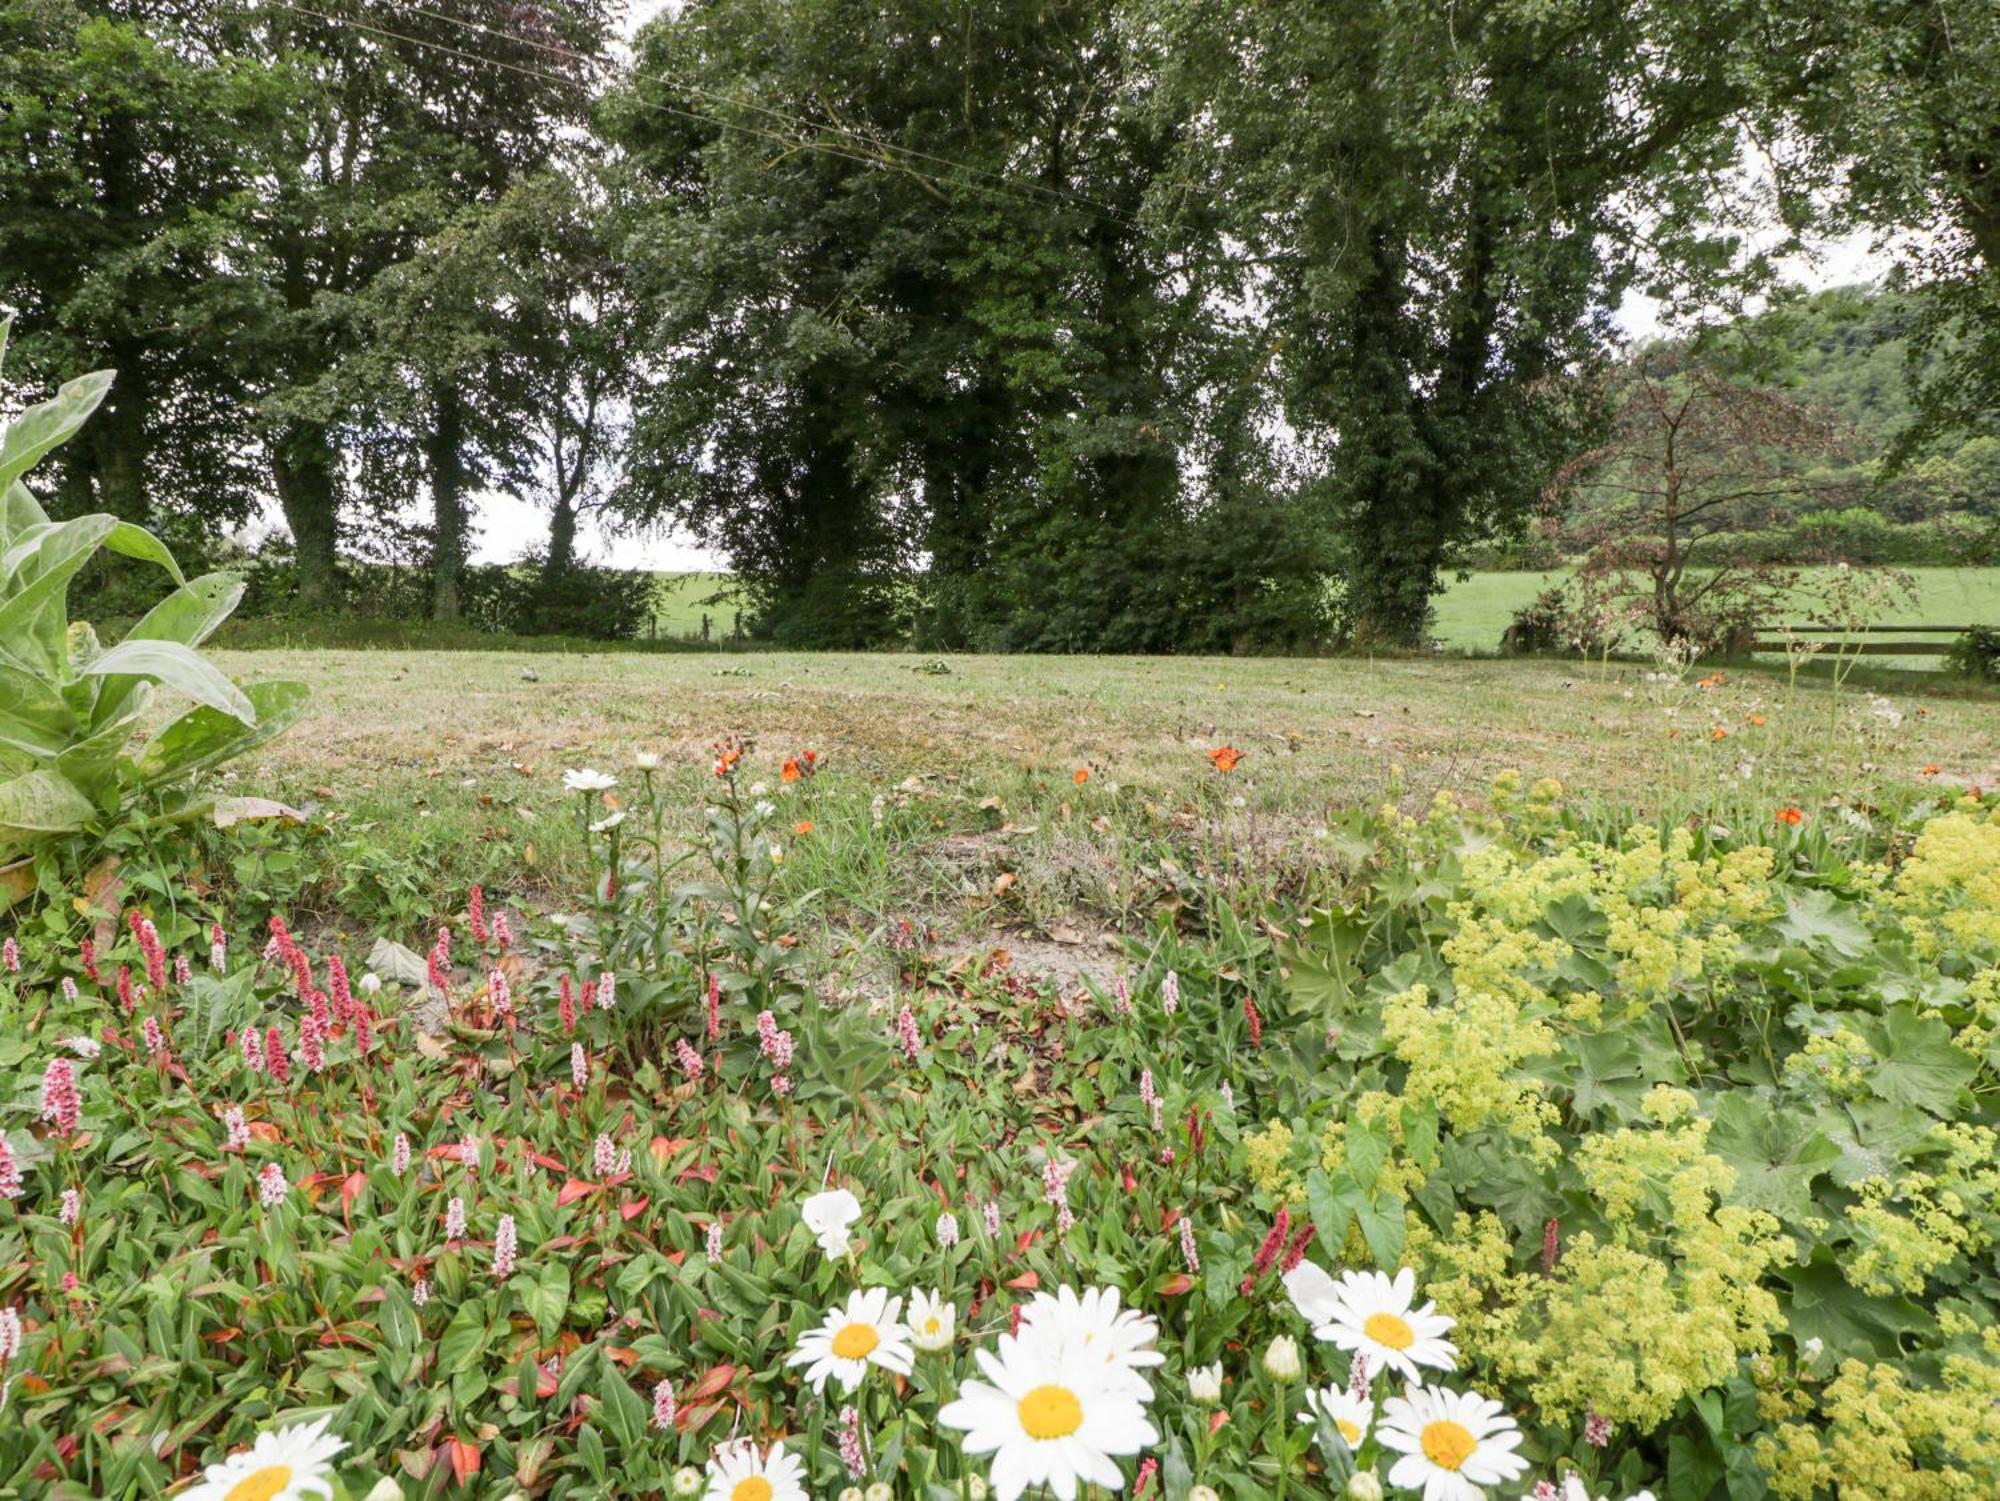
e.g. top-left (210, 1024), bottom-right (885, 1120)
top-left (1945, 626), bottom-right (2000, 682)
top-left (0, 321), bottom-right (305, 863)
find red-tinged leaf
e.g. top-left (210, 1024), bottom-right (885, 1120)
top-left (54, 1435), bottom-right (79, 1458)
top-left (687, 1363), bottom-right (737, 1401)
top-left (527, 1150), bottom-right (569, 1173)
top-left (205, 1328), bottom-right (244, 1345)
top-left (677, 1162), bottom-right (718, 1185)
top-left (1013, 1229), bottom-right (1041, 1253)
top-left (1121, 1165), bottom-right (1138, 1193)
top-left (556, 1178), bottom-right (598, 1206)
top-left (620, 1197), bottom-right (649, 1221)
top-left (536, 1364), bottom-right (561, 1398)
top-left (446, 1436), bottom-right (481, 1485)
top-left (605, 1346), bottom-right (643, 1367)
top-left (341, 1171), bottom-right (367, 1211)
top-left (665, 1249), bottom-right (688, 1266)
top-left (1209, 1411), bottom-right (1230, 1435)
top-left (1003, 1271), bottom-right (1039, 1290)
top-left (650, 1135), bottom-right (694, 1160)
top-left (1156, 1274), bottom-right (1195, 1297)
top-left (542, 1235), bottom-right (581, 1251)
top-left (249, 1121), bottom-right (282, 1143)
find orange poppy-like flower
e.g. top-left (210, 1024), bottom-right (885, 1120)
top-left (1749, 713), bottom-right (1767, 727)
top-left (1208, 746), bottom-right (1242, 772)
top-left (794, 820), bottom-right (814, 836)
top-left (1073, 768), bottom-right (1090, 785)
top-left (1710, 726), bottom-right (1729, 741)
top-left (1921, 764), bottom-right (1941, 777)
top-left (781, 757), bottom-right (802, 783)
top-left (1697, 672), bottom-right (1727, 691)
top-left (1775, 806), bottom-right (1805, 826)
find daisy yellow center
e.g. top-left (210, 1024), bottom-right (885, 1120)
top-left (832, 1322), bottom-right (880, 1360)
top-left (1338, 1419), bottom-right (1362, 1445)
top-left (1420, 1419), bottom-right (1478, 1471)
top-left (225, 1466), bottom-right (294, 1501)
top-left (923, 1318), bottom-right (941, 1334)
top-left (1018, 1384), bottom-right (1085, 1440)
top-left (731, 1480), bottom-right (773, 1501)
top-left (1363, 1311), bottom-right (1416, 1350)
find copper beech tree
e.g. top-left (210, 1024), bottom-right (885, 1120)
top-left (1546, 352), bottom-right (1860, 653)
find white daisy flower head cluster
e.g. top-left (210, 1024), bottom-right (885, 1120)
top-left (183, 1415), bottom-right (345, 1501)
top-left (787, 1286), bottom-right (916, 1394)
top-left (1302, 1382), bottom-right (1375, 1453)
top-left (1284, 1263), bottom-right (1459, 1383)
top-left (939, 1283), bottom-right (1162, 1501)
top-left (1378, 1384), bottom-right (1529, 1501)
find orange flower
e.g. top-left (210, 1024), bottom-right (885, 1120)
top-left (781, 756), bottom-right (802, 783)
top-left (1749, 713), bottom-right (1767, 727)
top-left (1073, 767), bottom-right (1090, 785)
top-left (1921, 764), bottom-right (1941, 777)
top-left (1775, 806), bottom-right (1805, 826)
top-left (1208, 746), bottom-right (1242, 772)
top-left (793, 820), bottom-right (814, 836)
top-left (1710, 726), bottom-right (1729, 741)
top-left (1697, 672), bottom-right (1727, 691)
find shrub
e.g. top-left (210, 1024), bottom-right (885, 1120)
top-left (1945, 624), bottom-right (2000, 681)
top-left (0, 320), bottom-right (305, 874)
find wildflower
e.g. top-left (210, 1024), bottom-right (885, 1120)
top-left (615, 1146), bottom-right (632, 1174)
top-left (117, 965), bottom-right (136, 1012)
top-left (705, 972), bottom-right (722, 1041)
top-left (837, 1404), bottom-right (866, 1478)
top-left (1114, 976), bottom-right (1132, 1016)
top-left (594, 1133), bottom-right (617, 1177)
top-left (0, 1138), bottom-right (19, 1200)
top-left (1776, 805), bottom-right (1806, 827)
top-left (0, 936), bottom-right (15, 972)
top-left (937, 1211), bottom-right (960, 1249)
top-left (1243, 1206), bottom-right (1290, 1295)
top-left (40, 1058), bottom-right (80, 1136)
top-left (63, 1034), bottom-right (99, 1058)
top-left (298, 1015), bottom-right (326, 1073)
top-left (468, 884), bottom-right (488, 945)
top-left (1584, 1410), bottom-right (1611, 1448)
top-left (79, 936), bottom-right (99, 984)
top-left (1018, 1286), bottom-right (1164, 1401)
top-left (672, 1467), bottom-right (703, 1497)
top-left (702, 1440), bottom-right (806, 1501)
top-left (1280, 1222), bottom-right (1316, 1273)
top-left (896, 1003), bottom-right (921, 1061)
top-left (264, 1025), bottom-right (290, 1083)
top-left (675, 1038), bottom-right (706, 1081)
top-left (242, 1027), bottom-right (264, 1073)
top-left (353, 1007), bottom-right (373, 1054)
top-left (1187, 1361), bottom-right (1224, 1403)
top-left (412, 1276), bottom-right (430, 1307)
top-left (938, 1326), bottom-right (1160, 1501)
top-left (358, 971), bottom-right (381, 996)
top-left (757, 1009), bottom-right (795, 1071)
top-left (563, 768), bottom-right (618, 793)
top-left (493, 912), bottom-right (513, 949)
top-left (1139, 1067), bottom-right (1157, 1110)
top-left (133, 915), bottom-right (167, 993)
top-left (706, 1220), bottom-right (724, 1260)
top-left (179, 1415), bottom-right (345, 1501)
top-left (652, 1377), bottom-right (677, 1431)
top-left (1243, 994), bottom-right (1263, 1047)
top-left (392, 1133), bottom-right (411, 1176)
top-left (59, 1187), bottom-right (80, 1225)
top-left (597, 969), bottom-right (616, 1009)
top-left (985, 1200), bottom-right (1003, 1237)
top-left (1179, 1216), bottom-right (1200, 1274)
top-left (445, 1196), bottom-right (467, 1241)
top-left (710, 738), bottom-right (744, 779)
top-left (1208, 746), bottom-right (1242, 772)
top-left (327, 954), bottom-right (353, 1023)
top-left (909, 1288), bottom-right (957, 1352)
top-left (1291, 1266), bottom-right (1459, 1383)
top-left (571, 1042), bottom-right (588, 1090)
top-left (864, 1486), bottom-right (891, 1501)
top-left (257, 1161), bottom-right (289, 1207)
top-left (0, 1306), bottom-right (19, 1363)
top-left (1302, 1385), bottom-right (1373, 1452)
top-left (224, 1106), bottom-right (250, 1152)
top-left (61, 976), bottom-right (79, 1003)
top-left (1191, 1489), bottom-right (1222, 1501)
top-left (487, 968), bottom-right (513, 1015)
top-left (209, 923), bottom-right (227, 972)
top-left (493, 1213), bottom-right (518, 1278)
top-left (142, 1015), bottom-right (167, 1059)
top-left (1263, 1335), bottom-right (1302, 1382)
top-left (1376, 1384), bottom-right (1528, 1501)
top-left (590, 809), bottom-right (627, 834)
top-left (802, 1187), bottom-right (863, 1257)
top-left (427, 927), bottom-right (451, 995)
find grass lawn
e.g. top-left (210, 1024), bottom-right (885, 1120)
top-left (1433, 565), bottom-right (2000, 662)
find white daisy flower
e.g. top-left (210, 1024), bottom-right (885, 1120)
top-left (1307, 1266), bottom-right (1458, 1382)
top-left (801, 1187), bottom-right (863, 1257)
top-left (635, 751), bottom-right (660, 770)
top-left (589, 810), bottom-right (626, 833)
top-left (909, 1288), bottom-right (957, 1351)
top-left (1301, 1384), bottom-right (1373, 1452)
top-left (702, 1439), bottom-right (807, 1501)
top-left (938, 1331), bottom-right (1160, 1501)
top-left (1017, 1285), bottom-right (1164, 1401)
top-left (786, 1286), bottom-right (915, 1394)
top-left (562, 768), bottom-right (618, 793)
top-left (1554, 1479), bottom-right (1657, 1501)
top-left (1187, 1362), bottom-right (1223, 1404)
top-left (1281, 1259), bottom-right (1345, 1324)
top-left (182, 1415), bottom-right (345, 1501)
top-left (1377, 1384), bottom-right (1529, 1501)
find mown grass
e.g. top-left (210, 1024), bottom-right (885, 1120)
top-left (207, 647), bottom-right (2000, 970)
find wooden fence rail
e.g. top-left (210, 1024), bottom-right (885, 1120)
top-left (1748, 624), bottom-right (1981, 656)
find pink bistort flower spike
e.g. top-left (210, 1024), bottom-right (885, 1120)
top-left (492, 1213), bottom-right (518, 1278)
top-left (412, 1274), bottom-right (431, 1307)
top-left (0, 1136), bottom-right (21, 1200)
top-left (468, 884), bottom-right (488, 946)
top-left (559, 974), bottom-right (577, 1033)
top-left (707, 971), bottom-right (722, 1042)
top-left (298, 1016), bottom-right (326, 1074)
top-left (705, 1220), bottom-right (723, 1260)
top-left (652, 1377), bottom-right (677, 1432)
top-left (675, 1038), bottom-right (705, 1082)
top-left (445, 1196), bottom-right (467, 1241)
top-left (1585, 1411), bottom-right (1612, 1448)
top-left (327, 953), bottom-right (353, 1024)
top-left (596, 969), bottom-right (615, 1009)
top-left (116, 965), bottom-right (136, 1013)
top-left (492, 912), bottom-right (512, 950)
top-left (571, 1043), bottom-right (588, 1090)
top-left (2, 936), bottom-right (18, 972)
top-left (257, 1160), bottom-right (289, 1207)
top-left (241, 1026), bottom-right (263, 1073)
top-left (174, 953), bottom-right (192, 986)
top-left (1179, 1214), bottom-right (1200, 1274)
top-left (142, 1016), bottom-right (167, 1061)
top-left (459, 1134), bottom-right (479, 1174)
top-left (210, 922), bottom-right (228, 973)
top-left (1161, 969), bottom-right (1179, 1015)
top-left (224, 1105), bottom-right (250, 1153)
top-left (40, 1058), bottom-right (80, 1136)
top-left (0, 1306), bottom-right (22, 1364)
top-left (393, 1132), bottom-right (411, 1177)
top-left (489, 969), bottom-right (512, 1015)
top-left (79, 936), bottom-right (100, 984)
top-left (59, 1187), bottom-right (80, 1225)
top-left (61, 976), bottom-right (79, 1003)
top-left (896, 1003), bottom-right (921, 1061)
top-left (837, 1405), bottom-right (866, 1479)
top-left (264, 1025), bottom-right (290, 1084)
top-left (593, 1133), bottom-right (616, 1177)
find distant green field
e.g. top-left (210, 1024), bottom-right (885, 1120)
top-left (1432, 566), bottom-right (2000, 668)
top-left (647, 571), bottom-right (741, 638)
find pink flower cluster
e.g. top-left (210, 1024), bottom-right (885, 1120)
top-left (492, 1213), bottom-right (518, 1278)
top-left (40, 1058), bottom-right (80, 1137)
top-left (895, 1003), bottom-right (921, 1062)
top-left (755, 1009), bottom-right (795, 1095)
top-left (674, 1038), bottom-right (705, 1081)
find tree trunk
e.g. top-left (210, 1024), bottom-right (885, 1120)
top-left (428, 386), bottom-right (468, 621)
top-left (89, 352), bottom-right (150, 524)
top-left (545, 489), bottom-right (578, 579)
top-left (270, 420), bottom-right (341, 607)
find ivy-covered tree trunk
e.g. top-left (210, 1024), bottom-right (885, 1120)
top-left (269, 420), bottom-right (341, 607)
top-left (545, 491), bottom-right (578, 580)
top-left (429, 387), bottom-right (468, 622)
